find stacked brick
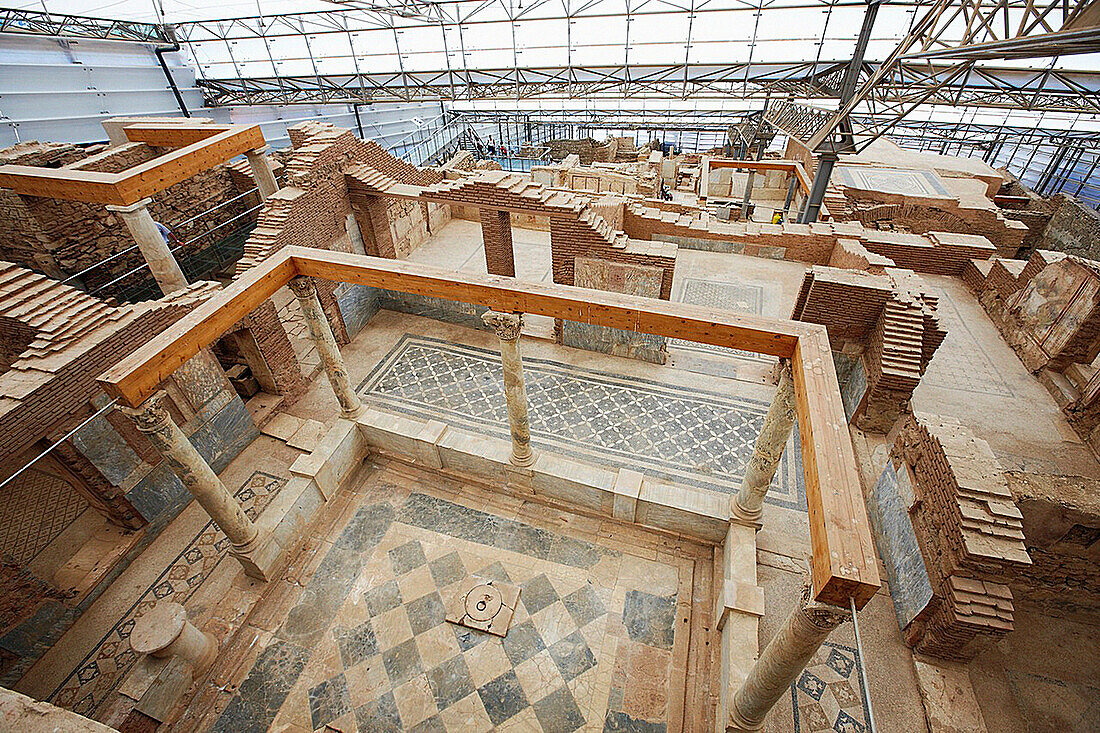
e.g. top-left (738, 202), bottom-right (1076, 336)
top-left (0, 263), bottom-right (218, 464)
top-left (891, 413), bottom-right (1031, 661)
top-left (792, 266), bottom-right (946, 432)
top-left (985, 258), bottom-right (1028, 299)
top-left (479, 208), bottom-right (516, 276)
top-left (961, 259), bottom-right (994, 294)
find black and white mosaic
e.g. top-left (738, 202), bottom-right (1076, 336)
top-left (358, 335), bottom-right (806, 510)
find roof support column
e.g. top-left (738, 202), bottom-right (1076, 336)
top-left (107, 198), bottom-right (187, 295)
top-left (245, 145), bottom-right (279, 200)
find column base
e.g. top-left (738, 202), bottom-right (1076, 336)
top-left (341, 403), bottom-right (369, 421)
top-left (729, 495), bottom-right (763, 529)
top-left (510, 448), bottom-right (535, 467)
top-left (726, 704), bottom-right (765, 733)
top-left (229, 532), bottom-right (277, 582)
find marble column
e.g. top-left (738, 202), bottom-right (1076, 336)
top-left (106, 198), bottom-right (187, 295)
top-left (288, 276), bottom-right (364, 419)
top-left (122, 392), bottom-right (268, 581)
top-left (732, 362), bottom-right (796, 524)
top-left (245, 145), bottom-right (279, 200)
top-left (728, 582), bottom-right (849, 732)
top-left (482, 310), bottom-right (534, 466)
top-left (130, 601), bottom-right (218, 674)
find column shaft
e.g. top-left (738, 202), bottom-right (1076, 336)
top-left (123, 393), bottom-right (266, 580)
top-left (482, 311), bottom-right (533, 466)
top-left (288, 276), bottom-right (364, 418)
top-left (733, 363), bottom-right (796, 523)
top-left (245, 146), bottom-right (279, 200)
top-left (728, 583), bottom-right (849, 731)
top-left (107, 199), bottom-right (187, 295)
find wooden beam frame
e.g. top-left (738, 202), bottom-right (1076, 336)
top-left (0, 122), bottom-right (265, 206)
top-left (96, 246), bottom-right (880, 608)
top-left (707, 158), bottom-right (813, 195)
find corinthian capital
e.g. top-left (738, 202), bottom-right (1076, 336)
top-left (481, 310), bottom-right (523, 341)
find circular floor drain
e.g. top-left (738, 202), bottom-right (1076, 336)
top-left (464, 583), bottom-right (503, 622)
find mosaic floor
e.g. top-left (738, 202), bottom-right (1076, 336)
top-left (212, 471), bottom-right (709, 733)
top-left (45, 471), bottom-right (287, 717)
top-left (789, 642), bottom-right (868, 733)
top-left (0, 467), bottom-right (88, 565)
top-left (671, 278), bottom-right (773, 365)
top-left (923, 289), bottom-right (1013, 397)
top-left (358, 334), bottom-right (806, 511)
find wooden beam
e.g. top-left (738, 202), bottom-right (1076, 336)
top-left (115, 126), bottom-right (266, 204)
top-left (99, 247), bottom-right (804, 407)
top-left (96, 246), bottom-right (880, 608)
top-left (0, 166), bottom-right (125, 205)
top-left (706, 158), bottom-right (813, 195)
top-left (122, 123), bottom-right (231, 148)
top-left (0, 124), bottom-right (266, 205)
top-left (792, 326), bottom-right (880, 608)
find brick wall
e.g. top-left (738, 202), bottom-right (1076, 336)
top-left (792, 266), bottom-right (946, 432)
top-left (479, 208), bottom-right (516, 276)
top-left (890, 413), bottom-right (1031, 661)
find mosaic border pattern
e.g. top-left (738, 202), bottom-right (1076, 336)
top-left (358, 334), bottom-right (806, 511)
top-left (670, 278), bottom-right (774, 363)
top-left (46, 471), bottom-right (287, 716)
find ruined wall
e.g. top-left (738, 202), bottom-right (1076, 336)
top-left (547, 138), bottom-right (617, 164)
top-left (0, 141), bottom-right (252, 291)
top-left (1038, 193), bottom-right (1100, 261)
top-left (1005, 471), bottom-right (1100, 619)
top-left (889, 414), bottom-right (1031, 661)
top-left (792, 265), bottom-right (946, 432)
top-left (561, 257), bottom-right (669, 364)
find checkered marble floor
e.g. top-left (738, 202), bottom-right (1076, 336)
top-left (211, 472), bottom-right (710, 733)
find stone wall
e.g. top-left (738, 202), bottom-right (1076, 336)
top-left (560, 256), bottom-right (669, 364)
top-left (889, 413), bottom-right (1031, 661)
top-left (546, 138), bottom-right (617, 164)
top-left (0, 140), bottom-right (253, 292)
top-left (1037, 193), bottom-right (1100, 261)
top-left (1005, 471), bottom-right (1100, 619)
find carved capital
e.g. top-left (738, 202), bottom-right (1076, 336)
top-left (120, 391), bottom-right (172, 435)
top-left (793, 579), bottom-right (850, 634)
top-left (482, 310), bottom-right (523, 341)
top-left (287, 276), bottom-right (316, 299)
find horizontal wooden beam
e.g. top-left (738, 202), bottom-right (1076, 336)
top-left (0, 124), bottom-right (266, 205)
top-left (96, 246), bottom-right (879, 608)
top-left (707, 158), bottom-right (813, 195)
top-left (115, 126), bottom-right (266, 204)
top-left (122, 123), bottom-right (232, 148)
top-left (0, 166), bottom-right (125, 205)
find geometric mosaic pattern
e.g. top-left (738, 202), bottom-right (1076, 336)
top-left (47, 472), bottom-right (287, 717)
top-left (359, 335), bottom-right (806, 511)
top-left (924, 289), bottom-right (1013, 397)
top-left (214, 489), bottom-right (684, 732)
top-left (790, 641), bottom-right (868, 733)
top-left (671, 278), bottom-right (772, 363)
top-left (0, 467), bottom-right (88, 565)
